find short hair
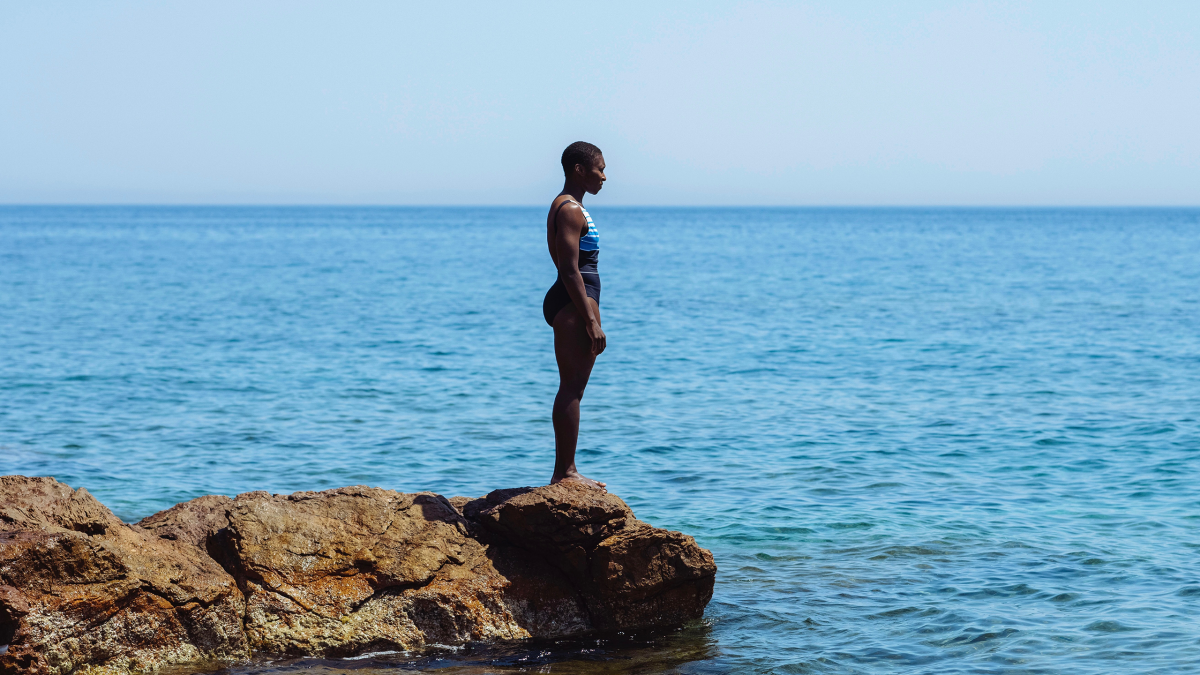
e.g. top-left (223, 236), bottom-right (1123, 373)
top-left (561, 141), bottom-right (602, 175)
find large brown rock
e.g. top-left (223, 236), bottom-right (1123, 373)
top-left (0, 478), bottom-right (716, 671)
top-left (0, 477), bottom-right (249, 675)
top-left (206, 486), bottom-right (597, 656)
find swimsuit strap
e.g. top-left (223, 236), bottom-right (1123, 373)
top-left (551, 197), bottom-right (580, 236)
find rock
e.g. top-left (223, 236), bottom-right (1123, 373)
top-left (461, 483), bottom-right (635, 550)
top-left (212, 486), bottom-right (541, 656)
top-left (136, 494), bottom-right (240, 576)
top-left (0, 477), bottom-right (716, 671)
top-left (0, 476), bottom-right (123, 537)
top-left (137, 495), bottom-right (233, 551)
top-left (588, 522), bottom-right (718, 627)
top-left (0, 476), bottom-right (249, 675)
top-left (463, 483), bottom-right (716, 629)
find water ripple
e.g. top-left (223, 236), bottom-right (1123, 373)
top-left (3, 206), bottom-right (1200, 673)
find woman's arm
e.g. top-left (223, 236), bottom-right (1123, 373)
top-left (555, 203), bottom-right (606, 355)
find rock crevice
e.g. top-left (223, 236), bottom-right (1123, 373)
top-left (0, 477), bottom-right (715, 674)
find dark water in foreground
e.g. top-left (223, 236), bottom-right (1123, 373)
top-left (2, 206), bottom-right (1199, 674)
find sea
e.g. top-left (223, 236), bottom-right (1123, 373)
top-left (1, 206), bottom-right (1198, 674)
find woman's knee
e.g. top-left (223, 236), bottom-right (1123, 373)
top-left (556, 380), bottom-right (587, 397)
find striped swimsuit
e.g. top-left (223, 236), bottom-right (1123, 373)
top-left (542, 198), bottom-right (600, 326)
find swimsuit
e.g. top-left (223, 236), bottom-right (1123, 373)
top-left (542, 198), bottom-right (600, 326)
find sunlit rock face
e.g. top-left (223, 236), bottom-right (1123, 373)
top-left (209, 486), bottom-right (541, 656)
top-left (0, 476), bottom-right (249, 675)
top-left (1, 477), bottom-right (715, 672)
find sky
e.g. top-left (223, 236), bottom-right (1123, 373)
top-left (1, 1), bottom-right (1198, 205)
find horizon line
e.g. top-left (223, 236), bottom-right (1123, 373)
top-left (2, 203), bottom-right (1199, 210)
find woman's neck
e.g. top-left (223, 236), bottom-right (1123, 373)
top-left (561, 184), bottom-right (586, 203)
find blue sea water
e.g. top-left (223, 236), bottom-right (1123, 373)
top-left (2, 205), bottom-right (1199, 674)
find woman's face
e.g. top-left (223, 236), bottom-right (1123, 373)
top-left (579, 155), bottom-right (606, 194)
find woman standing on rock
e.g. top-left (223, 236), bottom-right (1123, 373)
top-left (543, 142), bottom-right (607, 491)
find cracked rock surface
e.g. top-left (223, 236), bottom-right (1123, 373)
top-left (1, 477), bottom-right (715, 673)
top-left (214, 486), bottom-right (532, 656)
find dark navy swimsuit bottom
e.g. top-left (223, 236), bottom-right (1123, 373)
top-left (543, 273), bottom-right (601, 326)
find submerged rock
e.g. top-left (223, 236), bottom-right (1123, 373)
top-left (0, 477), bottom-right (715, 672)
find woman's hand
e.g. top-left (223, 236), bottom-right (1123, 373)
top-left (586, 319), bottom-right (606, 355)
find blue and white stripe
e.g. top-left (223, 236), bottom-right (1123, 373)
top-left (578, 206), bottom-right (599, 251)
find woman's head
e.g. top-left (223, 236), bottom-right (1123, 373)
top-left (561, 141), bottom-right (606, 194)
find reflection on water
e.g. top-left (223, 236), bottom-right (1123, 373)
top-left (176, 623), bottom-right (717, 675)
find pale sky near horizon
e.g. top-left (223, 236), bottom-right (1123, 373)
top-left (2, 2), bottom-right (1198, 205)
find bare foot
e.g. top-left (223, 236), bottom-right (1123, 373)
top-left (551, 471), bottom-right (607, 491)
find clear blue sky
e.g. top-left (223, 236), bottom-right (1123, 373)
top-left (2, 1), bottom-right (1197, 205)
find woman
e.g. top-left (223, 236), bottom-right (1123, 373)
top-left (543, 141), bottom-right (607, 491)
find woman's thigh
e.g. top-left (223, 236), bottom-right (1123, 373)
top-left (552, 300), bottom-right (599, 388)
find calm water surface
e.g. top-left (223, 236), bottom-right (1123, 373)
top-left (2, 206), bottom-right (1199, 674)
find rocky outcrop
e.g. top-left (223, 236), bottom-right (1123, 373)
top-left (461, 485), bottom-right (716, 629)
top-left (214, 487), bottom-right (532, 656)
top-left (0, 477), bottom-right (716, 673)
top-left (0, 477), bottom-right (249, 675)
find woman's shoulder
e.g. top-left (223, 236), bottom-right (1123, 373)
top-left (551, 196), bottom-right (583, 218)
